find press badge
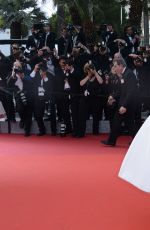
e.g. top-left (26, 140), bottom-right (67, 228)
top-left (121, 79), bottom-right (125, 84)
top-left (38, 87), bottom-right (45, 96)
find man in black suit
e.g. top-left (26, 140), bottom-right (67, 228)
top-left (54, 56), bottom-right (72, 135)
top-left (122, 26), bottom-right (140, 58)
top-left (26, 25), bottom-right (43, 50)
top-left (41, 23), bottom-right (56, 51)
top-left (101, 58), bottom-right (137, 146)
top-left (57, 27), bottom-right (73, 56)
top-left (30, 62), bottom-right (56, 136)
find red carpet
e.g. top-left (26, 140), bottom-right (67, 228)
top-left (0, 134), bottom-right (150, 230)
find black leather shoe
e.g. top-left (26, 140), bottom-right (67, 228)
top-left (24, 133), bottom-right (31, 137)
top-left (37, 132), bottom-right (46, 136)
top-left (76, 135), bottom-right (85, 138)
top-left (101, 140), bottom-right (116, 146)
top-left (19, 120), bottom-right (24, 129)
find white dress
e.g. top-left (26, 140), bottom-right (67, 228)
top-left (118, 116), bottom-right (150, 192)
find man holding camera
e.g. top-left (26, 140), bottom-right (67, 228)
top-left (30, 62), bottom-right (55, 136)
top-left (8, 61), bottom-right (34, 136)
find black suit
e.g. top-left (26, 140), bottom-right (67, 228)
top-left (122, 34), bottom-right (140, 58)
top-left (8, 75), bottom-right (34, 135)
top-left (33, 72), bottom-right (55, 134)
top-left (40, 32), bottom-right (56, 51)
top-left (106, 68), bottom-right (137, 145)
top-left (54, 67), bottom-right (72, 133)
top-left (26, 34), bottom-right (41, 50)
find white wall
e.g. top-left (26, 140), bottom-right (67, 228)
top-left (0, 29), bottom-right (10, 56)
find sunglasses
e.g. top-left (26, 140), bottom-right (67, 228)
top-left (12, 47), bottom-right (19, 50)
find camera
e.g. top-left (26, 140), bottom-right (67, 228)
top-left (38, 62), bottom-right (48, 72)
top-left (14, 66), bottom-right (23, 74)
top-left (16, 91), bottom-right (27, 106)
top-left (24, 49), bottom-right (37, 59)
top-left (118, 41), bottom-right (126, 47)
top-left (66, 24), bottom-right (74, 32)
top-left (42, 49), bottom-right (50, 58)
top-left (88, 63), bottom-right (95, 70)
top-left (134, 56), bottom-right (143, 64)
top-left (98, 42), bottom-right (107, 52)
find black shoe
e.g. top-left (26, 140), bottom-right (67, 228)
top-left (24, 133), bottom-right (30, 137)
top-left (19, 120), bottom-right (24, 129)
top-left (37, 132), bottom-right (46, 136)
top-left (76, 135), bottom-right (85, 138)
top-left (72, 133), bottom-right (78, 137)
top-left (101, 140), bottom-right (116, 146)
top-left (51, 132), bottom-right (57, 136)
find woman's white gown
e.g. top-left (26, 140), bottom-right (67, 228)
top-left (119, 116), bottom-right (150, 192)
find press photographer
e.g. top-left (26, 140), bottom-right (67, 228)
top-left (30, 62), bottom-right (56, 136)
top-left (78, 62), bottom-right (103, 137)
top-left (8, 61), bottom-right (34, 136)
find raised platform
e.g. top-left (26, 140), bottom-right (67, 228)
top-left (0, 119), bottom-right (110, 134)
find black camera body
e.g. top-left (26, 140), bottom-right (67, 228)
top-left (88, 63), bottom-right (95, 70)
top-left (14, 67), bottom-right (23, 74)
top-left (42, 49), bottom-right (50, 58)
top-left (67, 24), bottom-right (74, 32)
top-left (38, 62), bottom-right (48, 72)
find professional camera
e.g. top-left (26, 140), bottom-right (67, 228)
top-left (66, 24), bottom-right (74, 32)
top-left (114, 39), bottom-right (126, 48)
top-left (42, 49), bottom-right (50, 58)
top-left (14, 66), bottom-right (23, 74)
top-left (134, 56), bottom-right (143, 64)
top-left (88, 63), bottom-right (95, 70)
top-left (97, 42), bottom-right (107, 52)
top-left (24, 48), bottom-right (37, 59)
top-left (16, 91), bottom-right (27, 106)
top-left (38, 62), bottom-right (48, 72)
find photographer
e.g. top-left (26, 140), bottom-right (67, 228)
top-left (92, 42), bottom-right (110, 73)
top-left (78, 63), bottom-right (103, 137)
top-left (122, 26), bottom-right (141, 58)
top-left (30, 62), bottom-right (56, 136)
top-left (54, 56), bottom-right (72, 135)
top-left (106, 65), bottom-right (121, 130)
top-left (72, 42), bottom-right (91, 75)
top-left (57, 27), bottom-right (73, 57)
top-left (103, 24), bottom-right (118, 56)
top-left (40, 23), bottom-right (56, 51)
top-left (8, 61), bottom-right (34, 136)
top-left (129, 54), bottom-right (150, 131)
top-left (65, 59), bottom-right (82, 137)
top-left (26, 24), bottom-right (43, 50)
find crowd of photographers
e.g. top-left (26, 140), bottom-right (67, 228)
top-left (0, 22), bottom-right (150, 138)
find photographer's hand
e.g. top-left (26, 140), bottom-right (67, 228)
top-left (34, 64), bottom-right (40, 72)
top-left (119, 106), bottom-right (127, 114)
top-left (95, 70), bottom-right (103, 84)
top-left (80, 75), bottom-right (90, 86)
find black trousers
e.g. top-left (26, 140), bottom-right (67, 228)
top-left (2, 94), bottom-right (16, 121)
top-left (55, 95), bottom-right (72, 133)
top-left (34, 98), bottom-right (46, 134)
top-left (16, 100), bottom-right (33, 135)
top-left (70, 96), bottom-right (80, 135)
top-left (77, 96), bottom-right (100, 136)
top-left (107, 108), bottom-right (136, 144)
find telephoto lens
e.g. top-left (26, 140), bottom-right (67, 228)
top-left (60, 123), bottom-right (66, 137)
top-left (20, 92), bottom-right (27, 105)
